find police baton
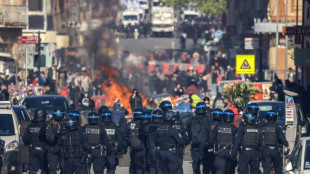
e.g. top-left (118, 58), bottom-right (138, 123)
top-left (214, 142), bottom-right (233, 155)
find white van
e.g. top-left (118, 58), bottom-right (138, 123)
top-left (0, 101), bottom-right (20, 173)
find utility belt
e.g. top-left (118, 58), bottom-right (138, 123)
top-left (263, 145), bottom-right (279, 150)
top-left (240, 146), bottom-right (259, 152)
top-left (168, 147), bottom-right (177, 154)
top-left (61, 147), bottom-right (84, 159)
top-left (91, 144), bottom-right (106, 156)
top-left (215, 144), bottom-right (232, 152)
top-left (30, 144), bottom-right (44, 151)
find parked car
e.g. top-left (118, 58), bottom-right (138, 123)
top-left (0, 101), bottom-right (20, 174)
top-left (284, 137), bottom-right (310, 174)
top-left (23, 95), bottom-right (69, 118)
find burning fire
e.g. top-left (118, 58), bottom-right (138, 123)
top-left (101, 66), bottom-right (148, 116)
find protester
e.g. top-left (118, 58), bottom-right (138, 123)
top-left (129, 89), bottom-right (143, 112)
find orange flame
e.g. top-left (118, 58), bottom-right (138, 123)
top-left (101, 66), bottom-right (148, 116)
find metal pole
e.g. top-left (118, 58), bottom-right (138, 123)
top-left (37, 31), bottom-right (41, 77)
top-left (25, 47), bottom-right (28, 86)
top-left (297, 0), bottom-right (299, 26)
top-left (275, 0), bottom-right (279, 76)
top-left (285, 0), bottom-right (288, 81)
top-left (217, 0), bottom-right (220, 29)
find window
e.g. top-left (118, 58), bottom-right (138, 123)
top-left (28, 0), bottom-right (43, 11)
top-left (47, 15), bottom-right (54, 30)
top-left (0, 114), bottom-right (15, 136)
top-left (24, 97), bottom-right (68, 114)
top-left (28, 15), bottom-right (44, 29)
top-left (13, 109), bottom-right (30, 122)
top-left (290, 141), bottom-right (302, 170)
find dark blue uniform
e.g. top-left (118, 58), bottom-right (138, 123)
top-left (231, 124), bottom-right (260, 174)
top-left (102, 121), bottom-right (123, 174)
top-left (260, 122), bottom-right (289, 174)
top-left (58, 128), bottom-right (91, 174)
top-left (189, 116), bottom-right (211, 174)
top-left (142, 121), bottom-right (161, 174)
top-left (125, 120), bottom-right (146, 174)
top-left (23, 121), bottom-right (47, 174)
top-left (209, 122), bottom-right (237, 174)
top-left (172, 122), bottom-right (190, 174)
top-left (83, 124), bottom-right (114, 174)
top-left (155, 123), bottom-right (188, 174)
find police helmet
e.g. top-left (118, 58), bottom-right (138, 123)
top-left (101, 110), bottom-right (112, 122)
top-left (68, 110), bottom-right (80, 120)
top-left (159, 101), bottom-right (173, 113)
top-left (223, 109), bottom-right (234, 123)
top-left (265, 110), bottom-right (278, 123)
top-left (247, 103), bottom-right (259, 115)
top-left (196, 102), bottom-right (207, 115)
top-left (88, 111), bottom-right (100, 125)
top-left (65, 117), bottom-right (78, 130)
top-left (141, 110), bottom-right (151, 124)
top-left (33, 109), bottom-right (47, 122)
top-left (212, 108), bottom-right (223, 121)
top-left (243, 112), bottom-right (256, 125)
top-left (98, 105), bottom-right (109, 116)
top-left (151, 109), bottom-right (163, 123)
top-left (203, 96), bottom-right (210, 103)
top-left (133, 108), bottom-right (143, 121)
top-left (164, 110), bottom-right (175, 122)
top-left (52, 109), bottom-right (65, 121)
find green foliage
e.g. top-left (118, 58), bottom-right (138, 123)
top-left (160, 0), bottom-right (227, 17)
top-left (222, 82), bottom-right (259, 111)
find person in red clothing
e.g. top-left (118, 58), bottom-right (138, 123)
top-left (185, 79), bottom-right (199, 95)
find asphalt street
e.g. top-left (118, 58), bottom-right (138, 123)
top-left (118, 37), bottom-right (194, 55)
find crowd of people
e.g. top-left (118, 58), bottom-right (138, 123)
top-left (21, 98), bottom-right (290, 174)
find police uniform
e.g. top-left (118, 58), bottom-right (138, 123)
top-left (155, 122), bottom-right (187, 174)
top-left (260, 113), bottom-right (289, 174)
top-left (142, 109), bottom-right (163, 174)
top-left (101, 117), bottom-right (123, 174)
top-left (189, 103), bottom-right (211, 174)
top-left (83, 113), bottom-right (114, 174)
top-left (231, 113), bottom-right (260, 174)
top-left (171, 111), bottom-right (190, 174)
top-left (23, 120), bottom-right (46, 174)
top-left (210, 122), bottom-right (237, 174)
top-left (58, 119), bottom-right (91, 174)
top-left (125, 119), bottom-right (145, 174)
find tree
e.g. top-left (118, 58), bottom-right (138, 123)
top-left (222, 82), bottom-right (259, 112)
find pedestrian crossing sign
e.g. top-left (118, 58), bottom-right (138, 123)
top-left (236, 55), bottom-right (255, 74)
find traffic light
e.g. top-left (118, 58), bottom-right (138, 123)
top-left (33, 54), bottom-right (46, 67)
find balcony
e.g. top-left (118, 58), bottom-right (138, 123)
top-left (0, 5), bottom-right (28, 28)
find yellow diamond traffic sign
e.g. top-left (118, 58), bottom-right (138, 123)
top-left (236, 55), bottom-right (255, 74)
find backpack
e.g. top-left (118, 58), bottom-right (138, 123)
top-left (190, 117), bottom-right (207, 147)
top-left (46, 122), bottom-right (60, 144)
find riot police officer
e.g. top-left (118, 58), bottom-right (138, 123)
top-left (155, 110), bottom-right (188, 174)
top-left (142, 109), bottom-right (163, 174)
top-left (231, 112), bottom-right (260, 174)
top-left (209, 109), bottom-right (237, 174)
top-left (260, 111), bottom-right (290, 174)
top-left (247, 103), bottom-right (259, 117)
top-left (159, 100), bottom-right (173, 114)
top-left (189, 102), bottom-right (211, 174)
top-left (23, 109), bottom-right (47, 174)
top-left (101, 110), bottom-right (123, 174)
top-left (46, 109), bottom-right (65, 174)
top-left (58, 117), bottom-right (91, 174)
top-left (125, 108), bottom-right (145, 174)
top-left (205, 108), bottom-right (224, 174)
top-left (84, 111), bottom-right (113, 174)
top-left (171, 110), bottom-right (190, 174)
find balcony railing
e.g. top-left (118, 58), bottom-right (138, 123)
top-left (0, 5), bottom-right (28, 28)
